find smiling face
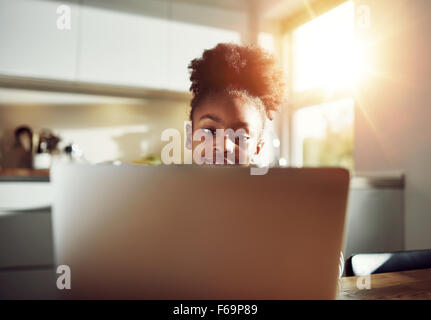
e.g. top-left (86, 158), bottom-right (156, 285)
top-left (189, 92), bottom-right (265, 165)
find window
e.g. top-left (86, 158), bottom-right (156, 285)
top-left (293, 98), bottom-right (354, 169)
top-left (292, 1), bottom-right (357, 92)
top-left (282, 0), bottom-right (364, 171)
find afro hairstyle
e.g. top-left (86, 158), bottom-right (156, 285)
top-left (188, 42), bottom-right (286, 121)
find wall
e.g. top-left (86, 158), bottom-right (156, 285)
top-left (0, 99), bottom-right (189, 164)
top-left (354, 0), bottom-right (431, 250)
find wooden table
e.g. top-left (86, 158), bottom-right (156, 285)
top-left (337, 268), bottom-right (431, 299)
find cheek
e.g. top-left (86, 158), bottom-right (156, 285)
top-left (191, 134), bottom-right (216, 162)
top-left (191, 135), bottom-right (214, 150)
top-left (243, 139), bottom-right (258, 154)
top-left (236, 140), bottom-right (258, 164)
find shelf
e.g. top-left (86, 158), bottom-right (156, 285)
top-left (0, 74), bottom-right (191, 103)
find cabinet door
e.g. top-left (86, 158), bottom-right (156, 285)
top-left (0, 268), bottom-right (57, 299)
top-left (0, 0), bottom-right (79, 80)
top-left (78, 0), bottom-right (169, 89)
top-left (0, 210), bottom-right (54, 269)
top-left (168, 2), bottom-right (247, 91)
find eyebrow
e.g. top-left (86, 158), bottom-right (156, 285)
top-left (199, 114), bottom-right (222, 123)
top-left (231, 122), bottom-right (250, 130)
top-left (198, 114), bottom-right (251, 133)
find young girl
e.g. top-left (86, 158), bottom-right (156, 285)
top-left (185, 43), bottom-right (345, 278)
top-left (185, 42), bottom-right (285, 165)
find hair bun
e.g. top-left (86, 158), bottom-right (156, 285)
top-left (188, 42), bottom-right (286, 117)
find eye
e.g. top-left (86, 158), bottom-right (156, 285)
top-left (235, 135), bottom-right (250, 145)
top-left (202, 128), bottom-right (216, 135)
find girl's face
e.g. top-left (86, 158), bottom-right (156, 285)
top-left (190, 95), bottom-right (264, 165)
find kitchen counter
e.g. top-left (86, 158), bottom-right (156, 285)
top-left (0, 169), bottom-right (49, 182)
top-left (350, 171), bottom-right (404, 189)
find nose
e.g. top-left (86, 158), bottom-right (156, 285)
top-left (213, 133), bottom-right (236, 163)
top-left (214, 134), bottom-right (235, 153)
top-left (224, 136), bottom-right (235, 154)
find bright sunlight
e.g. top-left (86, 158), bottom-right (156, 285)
top-left (293, 1), bottom-right (368, 92)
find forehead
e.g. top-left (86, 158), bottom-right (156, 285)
top-left (192, 95), bottom-right (263, 130)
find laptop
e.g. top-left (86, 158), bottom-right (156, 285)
top-left (51, 164), bottom-right (349, 299)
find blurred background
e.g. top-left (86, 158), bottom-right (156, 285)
top-left (1, 0), bottom-right (431, 298)
top-left (0, 0), bottom-right (361, 168)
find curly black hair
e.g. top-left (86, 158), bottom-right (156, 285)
top-left (188, 42), bottom-right (286, 121)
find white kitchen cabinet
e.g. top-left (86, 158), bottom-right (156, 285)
top-left (168, 1), bottom-right (247, 91)
top-left (0, 179), bottom-right (55, 299)
top-left (78, 0), bottom-right (247, 91)
top-left (77, 0), bottom-right (170, 88)
top-left (0, 268), bottom-right (57, 299)
top-left (0, 209), bottom-right (53, 269)
top-left (0, 181), bottom-right (52, 211)
top-left (0, 0), bottom-right (79, 80)
top-left (0, 0), bottom-right (248, 91)
top-left (0, 181), bottom-right (53, 270)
